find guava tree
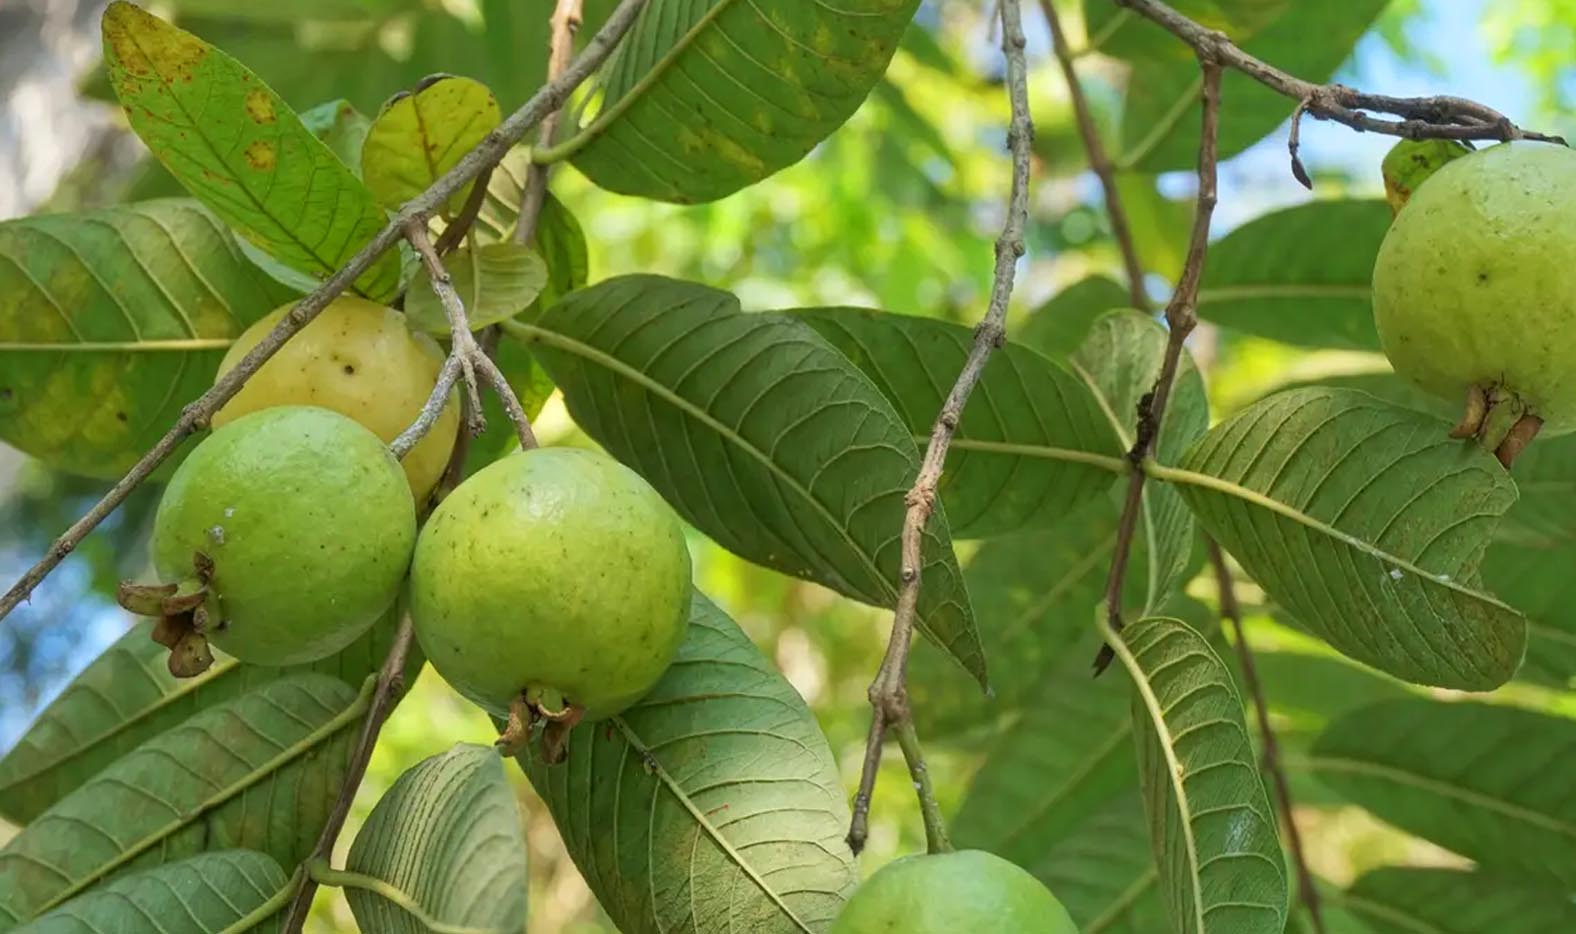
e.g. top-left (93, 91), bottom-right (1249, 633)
top-left (1, 0), bottom-right (1574, 932)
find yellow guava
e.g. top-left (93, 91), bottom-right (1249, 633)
top-left (829, 850), bottom-right (1079, 934)
top-left (129, 406), bottom-right (416, 673)
top-left (408, 447), bottom-right (691, 723)
top-left (214, 296), bottom-right (458, 502)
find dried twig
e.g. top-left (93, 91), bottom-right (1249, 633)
top-left (516, 0), bottom-right (585, 246)
top-left (1040, 0), bottom-right (1148, 311)
top-left (846, 0), bottom-right (1033, 856)
top-left (1094, 59), bottom-right (1222, 674)
top-left (0, 0), bottom-right (649, 625)
top-left (1209, 542), bottom-right (1324, 934)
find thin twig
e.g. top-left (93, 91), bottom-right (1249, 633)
top-left (846, 0), bottom-right (1033, 856)
top-left (1114, 0), bottom-right (1562, 181)
top-left (1094, 59), bottom-right (1222, 674)
top-left (516, 0), bottom-right (585, 246)
top-left (1209, 541), bottom-right (1323, 934)
top-left (1040, 0), bottom-right (1148, 311)
top-left (0, 0), bottom-right (649, 625)
top-left (280, 617), bottom-right (417, 932)
top-left (433, 165), bottom-right (495, 256)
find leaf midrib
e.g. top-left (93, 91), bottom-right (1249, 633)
top-left (929, 436), bottom-right (1128, 473)
top-left (0, 339), bottom-right (233, 352)
top-left (1196, 283), bottom-right (1372, 305)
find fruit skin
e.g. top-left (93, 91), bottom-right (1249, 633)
top-left (214, 296), bottom-right (458, 501)
top-left (1381, 138), bottom-right (1471, 215)
top-left (829, 850), bottom-right (1078, 934)
top-left (153, 406), bottom-right (416, 666)
top-left (409, 447), bottom-right (691, 720)
top-left (1373, 141), bottom-right (1576, 435)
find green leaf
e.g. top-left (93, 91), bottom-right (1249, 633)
top-left (1482, 541), bottom-right (1576, 687)
top-left (794, 308), bottom-right (1123, 537)
top-left (1197, 201), bottom-right (1389, 350)
top-left (1025, 795), bottom-right (1169, 934)
top-left (0, 611), bottom-right (410, 826)
top-left (361, 75), bottom-right (500, 215)
top-left (298, 99), bottom-right (372, 176)
top-left (568, 0), bottom-right (922, 203)
top-left (1072, 311), bottom-right (1208, 612)
top-left (1084, 0), bottom-right (1291, 60)
top-left (1166, 386), bottom-right (1526, 690)
top-left (1493, 432), bottom-right (1576, 548)
top-left (405, 242), bottom-right (547, 334)
top-left (1017, 276), bottom-right (1134, 361)
top-left (13, 851), bottom-right (289, 934)
top-left (1338, 866), bottom-right (1576, 934)
top-left (507, 275), bottom-right (984, 685)
top-left (345, 744), bottom-right (525, 934)
top-left (1116, 0), bottom-right (1387, 172)
top-left (0, 675), bottom-right (363, 927)
top-left (0, 199), bottom-right (296, 480)
top-left (102, 2), bottom-right (399, 300)
top-left (1309, 697), bottom-right (1576, 888)
top-left (472, 148), bottom-right (590, 309)
top-left (1118, 616), bottom-right (1287, 934)
top-left (516, 593), bottom-right (857, 934)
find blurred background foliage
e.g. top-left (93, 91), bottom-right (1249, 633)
top-left (1, 0), bottom-right (1572, 931)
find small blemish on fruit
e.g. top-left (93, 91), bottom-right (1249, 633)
top-left (342, 364), bottom-right (355, 375)
top-left (224, 507), bottom-right (236, 517)
top-left (207, 525), bottom-right (226, 544)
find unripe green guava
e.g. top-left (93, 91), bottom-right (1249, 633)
top-left (214, 296), bottom-right (458, 502)
top-left (829, 850), bottom-right (1078, 934)
top-left (408, 447), bottom-right (692, 721)
top-left (148, 406), bottom-right (416, 668)
top-left (1373, 141), bottom-right (1576, 435)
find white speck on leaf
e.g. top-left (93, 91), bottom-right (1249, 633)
top-left (1389, 568), bottom-right (1404, 581)
top-left (224, 507), bottom-right (235, 518)
top-left (1437, 573), bottom-right (1452, 582)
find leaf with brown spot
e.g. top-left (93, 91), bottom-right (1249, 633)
top-left (362, 75), bottom-right (500, 216)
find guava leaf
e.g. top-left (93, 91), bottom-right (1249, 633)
top-left (1083, 0), bottom-right (1291, 61)
top-left (1016, 275), bottom-right (1134, 361)
top-left (1025, 795), bottom-right (1170, 934)
top-left (361, 75), bottom-right (500, 215)
top-left (509, 275), bottom-right (984, 685)
top-left (0, 674), bottom-right (362, 927)
top-left (405, 242), bottom-right (547, 334)
top-left (298, 98), bottom-right (373, 175)
top-left (472, 147), bottom-right (589, 310)
top-left (12, 850), bottom-right (290, 934)
top-left (1196, 200), bottom-right (1390, 350)
top-left (0, 611), bottom-right (411, 826)
top-left (793, 308), bottom-right (1122, 537)
top-left (515, 593), bottom-right (857, 934)
top-left (345, 744), bottom-right (525, 934)
top-left (101, 1), bottom-right (400, 300)
top-left (1339, 866), bottom-right (1576, 934)
top-left (0, 199), bottom-right (295, 481)
top-left (1115, 0), bottom-right (1387, 172)
top-left (1117, 616), bottom-right (1287, 934)
top-left (1169, 387), bottom-right (1526, 690)
top-left (1071, 310), bottom-right (1207, 614)
top-left (1482, 541), bottom-right (1576, 687)
top-left (1310, 697), bottom-right (1576, 888)
top-left (568, 0), bottom-right (921, 203)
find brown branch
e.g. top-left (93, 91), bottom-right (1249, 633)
top-left (1040, 0), bottom-right (1148, 311)
top-left (279, 616), bottom-right (417, 932)
top-left (1209, 541), bottom-right (1323, 934)
top-left (1094, 59), bottom-right (1222, 674)
top-left (0, 0), bottom-right (649, 625)
top-left (846, 0), bottom-right (1033, 857)
top-left (1115, 0), bottom-right (1562, 182)
top-left (516, 0), bottom-right (585, 246)
top-left (433, 165), bottom-right (495, 256)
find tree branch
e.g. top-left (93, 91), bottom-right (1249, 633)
top-left (516, 0), bottom-right (585, 246)
top-left (1094, 58), bottom-right (1222, 674)
top-left (845, 0), bottom-right (1033, 857)
top-left (1114, 0), bottom-right (1562, 182)
top-left (0, 0), bottom-right (650, 625)
top-left (1209, 541), bottom-right (1324, 934)
top-left (1040, 0), bottom-right (1148, 311)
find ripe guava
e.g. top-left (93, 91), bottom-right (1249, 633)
top-left (122, 406), bottom-right (417, 674)
top-left (408, 447), bottom-right (691, 732)
top-left (214, 296), bottom-right (458, 502)
top-left (829, 850), bottom-right (1078, 934)
top-left (1373, 141), bottom-right (1576, 459)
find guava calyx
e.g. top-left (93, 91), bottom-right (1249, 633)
top-left (494, 687), bottom-right (587, 763)
top-left (117, 551), bottom-right (221, 678)
top-left (1444, 381), bottom-right (1545, 467)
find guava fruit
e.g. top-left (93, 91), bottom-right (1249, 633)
top-left (214, 296), bottom-right (458, 502)
top-left (1373, 141), bottom-right (1576, 462)
top-left (120, 406), bottom-right (417, 674)
top-left (1381, 138), bottom-right (1471, 215)
top-left (829, 850), bottom-right (1078, 934)
top-left (408, 447), bottom-right (691, 736)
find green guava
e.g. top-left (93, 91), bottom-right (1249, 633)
top-left (408, 447), bottom-right (691, 727)
top-left (829, 850), bottom-right (1079, 934)
top-left (1380, 138), bottom-right (1471, 215)
top-left (126, 405), bottom-right (417, 674)
top-left (214, 296), bottom-right (458, 502)
top-left (1373, 141), bottom-right (1576, 447)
